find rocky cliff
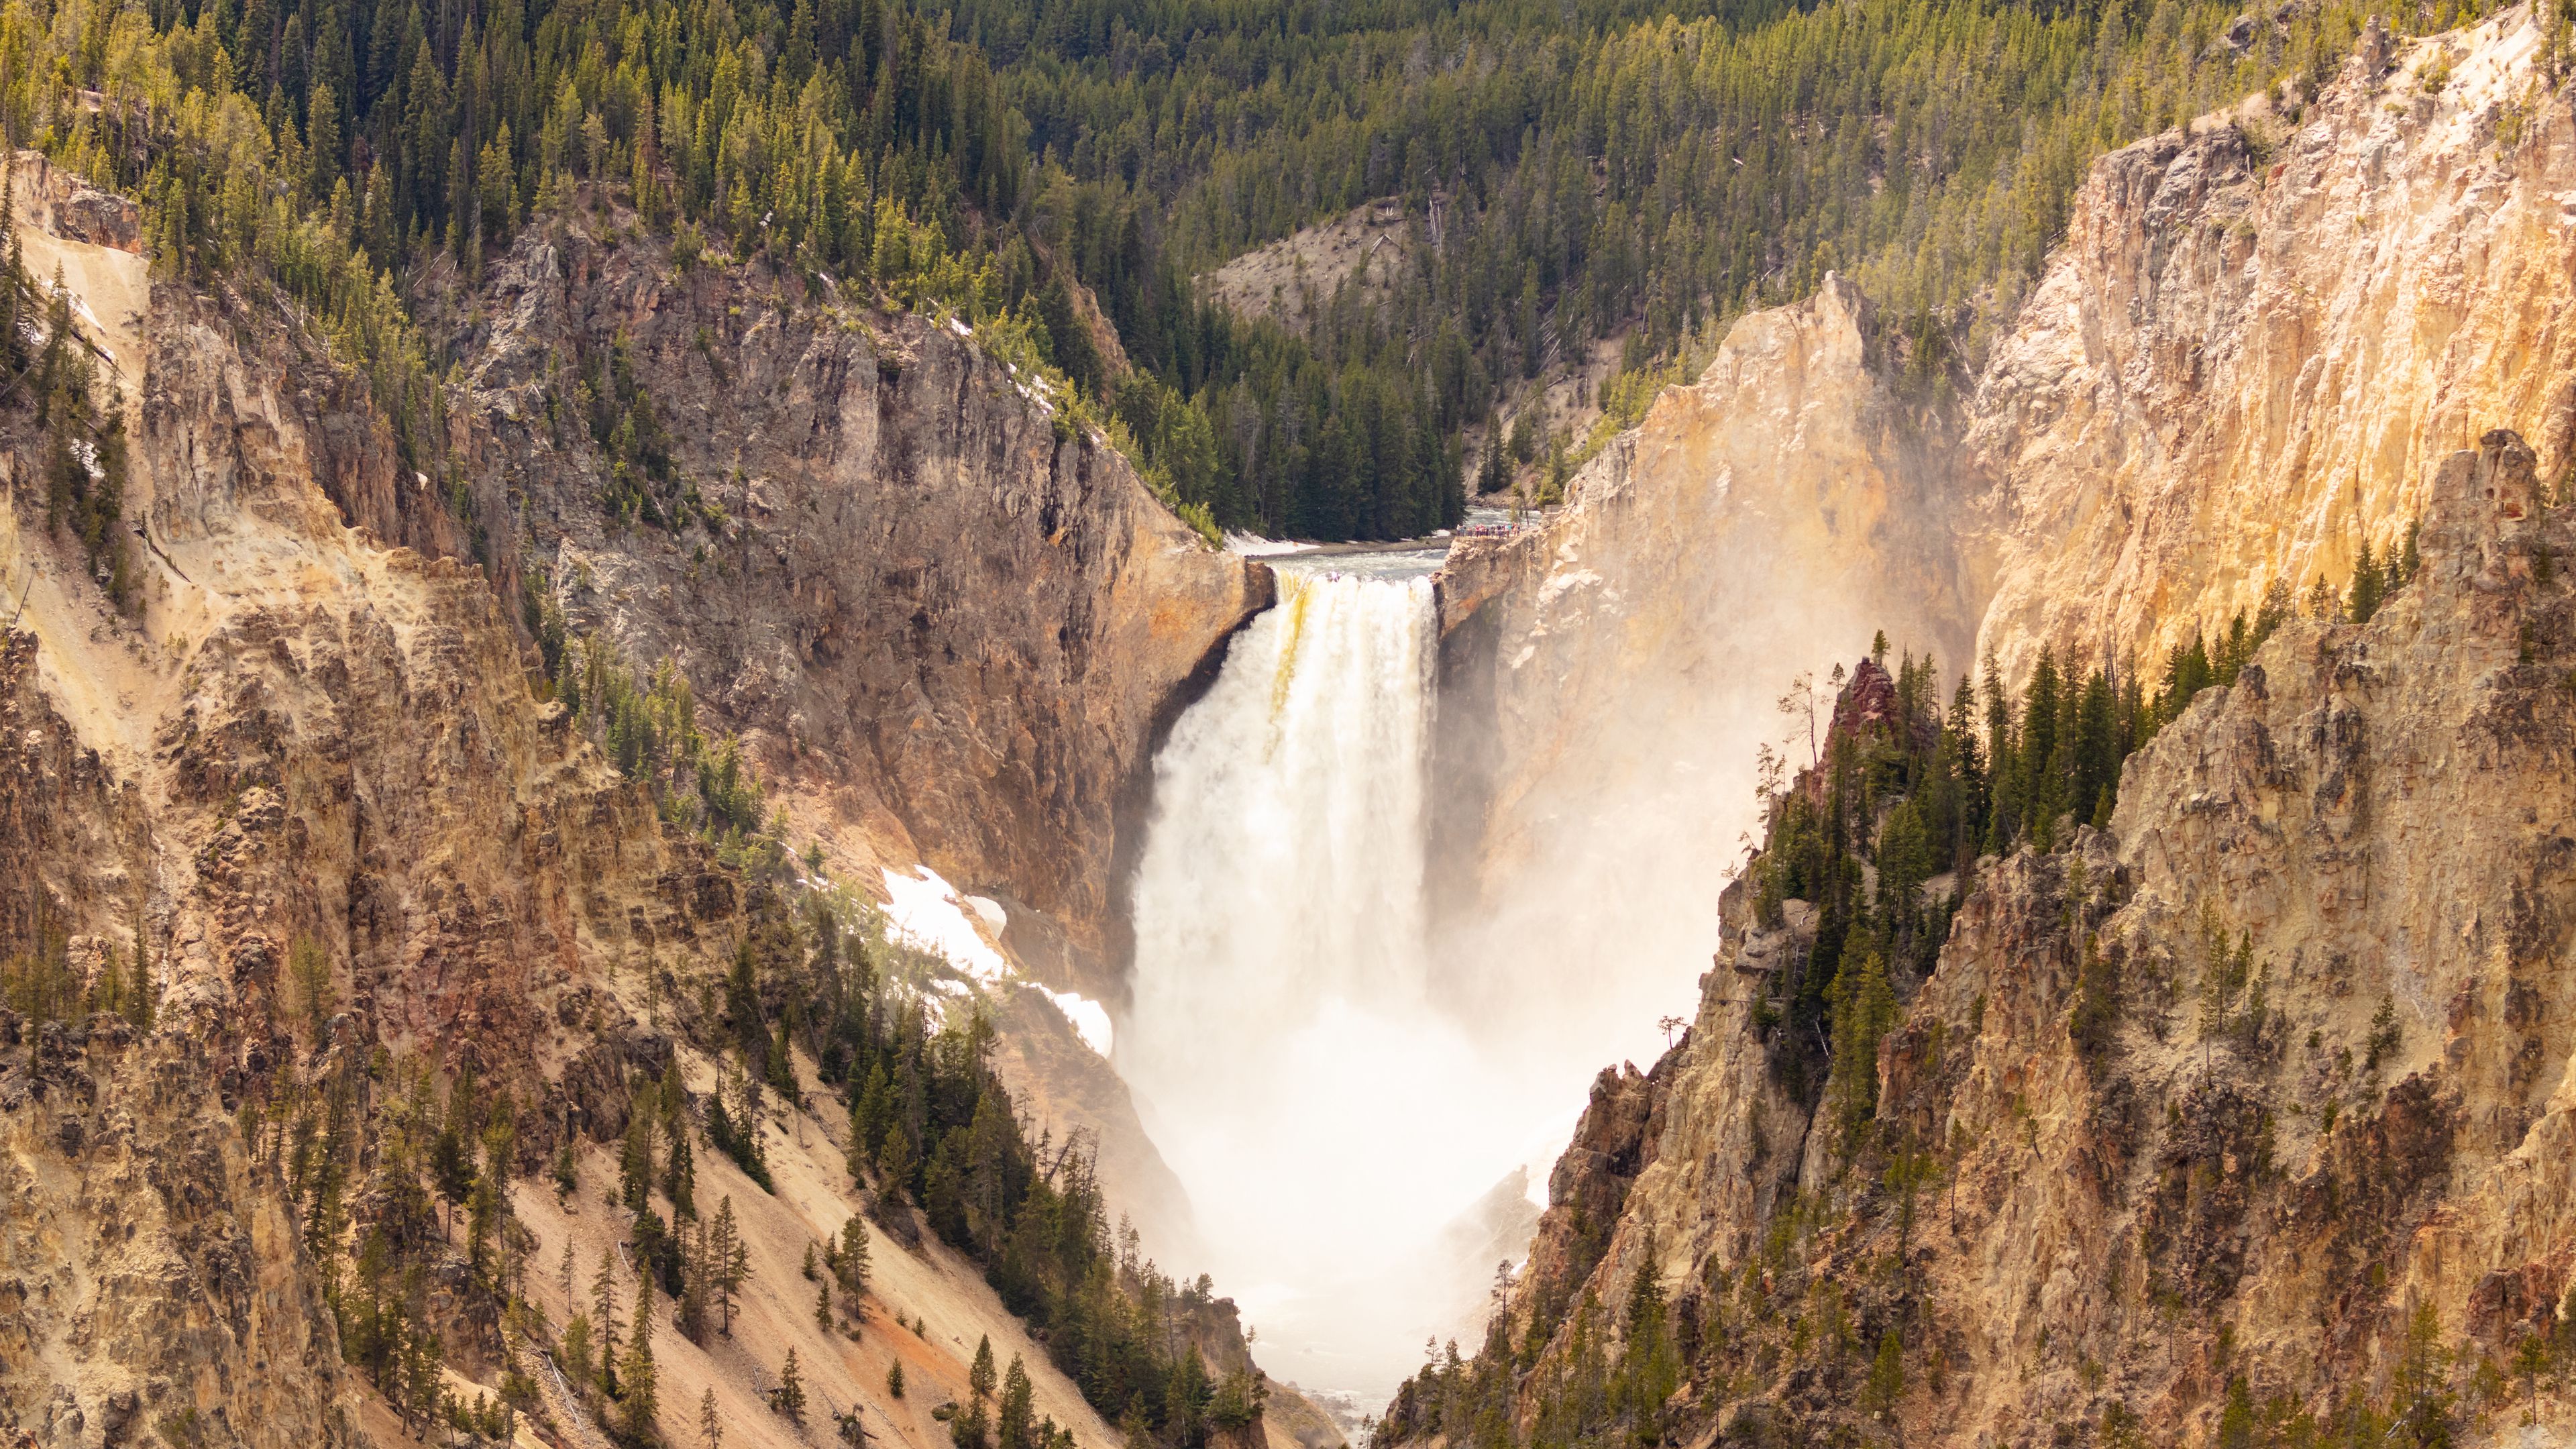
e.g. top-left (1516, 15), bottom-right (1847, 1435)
top-left (0, 173), bottom-right (1283, 1449)
top-left (413, 211), bottom-right (1270, 1260)
top-left (0, 178), bottom-right (754, 1430)
top-left (443, 218), bottom-right (1269, 1000)
top-left (1400, 7), bottom-right (2576, 1446)
top-left (1442, 428), bottom-right (2576, 1446)
top-left (1972, 9), bottom-right (2576, 681)
top-left (1429, 276), bottom-right (1982, 1069)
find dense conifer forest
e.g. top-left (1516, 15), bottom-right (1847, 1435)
top-left (0, 0), bottom-right (2502, 537)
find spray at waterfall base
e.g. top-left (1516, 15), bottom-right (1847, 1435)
top-left (1116, 556), bottom-right (1682, 1397)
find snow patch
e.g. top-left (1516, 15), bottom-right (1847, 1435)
top-left (880, 865), bottom-right (1011, 985)
top-left (1042, 989), bottom-right (1114, 1056)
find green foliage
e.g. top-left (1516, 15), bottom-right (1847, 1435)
top-left (2392, 1300), bottom-right (2458, 1448)
top-left (2365, 993), bottom-right (2403, 1074)
top-left (772, 1345), bottom-right (808, 1422)
top-left (0, 182), bottom-right (137, 610)
top-left (579, 333), bottom-right (686, 528)
top-left (938, 0), bottom-right (2393, 539)
top-left (288, 933), bottom-right (335, 1030)
top-left (5, 0), bottom-right (2416, 550)
top-left (542, 628), bottom-right (782, 861)
top-left (2349, 533), bottom-right (2388, 623)
top-left (1611, 1256), bottom-right (1679, 1440)
top-left (685, 894), bottom-right (1248, 1445)
top-left (2070, 931), bottom-right (2122, 1068)
top-left (1861, 1328), bottom-right (1905, 1417)
top-left (703, 1052), bottom-right (775, 1189)
top-left (2196, 913), bottom-right (2262, 1048)
top-left (1826, 938), bottom-right (1898, 1155)
top-left (618, 1269), bottom-right (660, 1441)
top-left (0, 902), bottom-right (76, 1023)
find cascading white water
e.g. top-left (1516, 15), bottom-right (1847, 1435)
top-left (1123, 559), bottom-right (1567, 1394)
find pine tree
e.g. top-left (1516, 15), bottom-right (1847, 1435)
top-left (701, 1387), bottom-right (723, 1449)
top-left (663, 1065), bottom-right (697, 1219)
top-left (1862, 1330), bottom-right (1905, 1416)
top-left (710, 1197), bottom-right (745, 1334)
top-left (998, 1357), bottom-right (1035, 1449)
top-left (878, 1122), bottom-right (918, 1201)
top-left (621, 1098), bottom-right (655, 1215)
top-left (887, 1361), bottom-right (906, 1399)
top-left (563, 1313), bottom-right (597, 1389)
top-left (2349, 534), bottom-right (2387, 623)
top-left (678, 1219), bottom-right (710, 1340)
top-left (620, 1268), bottom-right (659, 1440)
top-left (971, 1336), bottom-right (997, 1399)
top-left (837, 1215), bottom-right (870, 1295)
top-left (131, 909), bottom-right (156, 1032)
top-left (288, 935), bottom-right (334, 1032)
top-left (2018, 647), bottom-right (2065, 845)
top-left (775, 1347), bottom-right (808, 1423)
top-left (2308, 574), bottom-right (2337, 619)
top-left (952, 1335), bottom-right (997, 1449)
top-left (592, 1246), bottom-right (623, 1397)
top-left (1826, 938), bottom-right (1899, 1153)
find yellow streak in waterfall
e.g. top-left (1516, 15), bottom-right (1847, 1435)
top-left (1263, 574), bottom-right (1316, 761)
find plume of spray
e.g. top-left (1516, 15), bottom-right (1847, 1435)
top-left (1120, 284), bottom-right (1982, 1400)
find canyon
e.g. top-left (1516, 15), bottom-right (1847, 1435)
top-left (1383, 6), bottom-right (2576, 1445)
top-left (8, 2), bottom-right (2576, 1448)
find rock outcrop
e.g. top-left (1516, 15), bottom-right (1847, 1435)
top-left (421, 216), bottom-right (1267, 1259)
top-left (0, 181), bottom-right (1279, 1446)
top-left (0, 237), bottom-right (746, 1432)
top-left (1466, 427), bottom-right (2576, 1445)
top-left (1428, 276), bottom-right (1981, 1075)
top-left (1, 1016), bottom-right (350, 1449)
top-left (1972, 9), bottom-right (2576, 680)
top-left (1402, 9), bottom-right (2576, 1446)
top-left (449, 221), bottom-right (1270, 1000)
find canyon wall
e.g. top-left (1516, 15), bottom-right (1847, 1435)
top-left (1973, 10), bottom-right (2576, 680)
top-left (446, 224), bottom-right (1270, 1000)
top-left (1430, 276), bottom-right (1982, 1059)
top-left (1484, 429), bottom-right (2576, 1445)
top-left (1411, 8), bottom-right (2576, 1445)
top-left (431, 217), bottom-right (1272, 1258)
top-left (0, 172), bottom-right (762, 1422)
top-left (1, 176), bottom-right (1283, 1442)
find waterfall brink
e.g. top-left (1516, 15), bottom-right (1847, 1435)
top-left (1124, 563), bottom-right (1544, 1391)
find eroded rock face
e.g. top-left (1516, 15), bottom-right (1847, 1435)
top-left (1474, 431), bottom-right (2576, 1444)
top-left (0, 270), bottom-right (745, 1435)
top-left (1971, 9), bottom-right (2576, 680)
top-left (7, 151), bottom-right (143, 253)
top-left (133, 287), bottom-right (735, 1057)
top-left (450, 225), bottom-right (1270, 997)
top-left (5, 186), bottom-right (1273, 1432)
top-left (1430, 276), bottom-right (1981, 1063)
top-left (1421, 10), bottom-right (2576, 1438)
top-left (421, 225), bottom-right (1265, 1258)
top-left (0, 1017), bottom-right (348, 1449)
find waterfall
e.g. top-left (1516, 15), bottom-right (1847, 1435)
top-left (1123, 561), bottom-right (1556, 1390)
